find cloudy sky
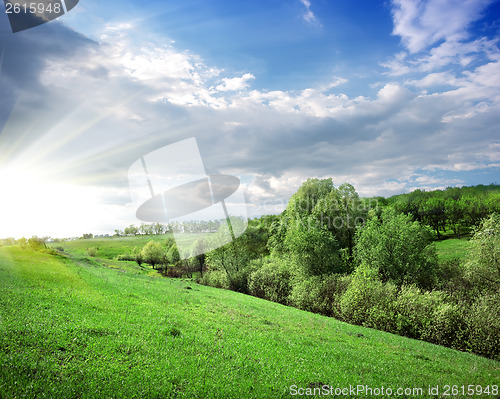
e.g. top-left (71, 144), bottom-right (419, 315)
top-left (0, 0), bottom-right (499, 238)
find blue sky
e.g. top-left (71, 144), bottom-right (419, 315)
top-left (0, 0), bottom-right (499, 237)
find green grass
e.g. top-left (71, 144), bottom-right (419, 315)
top-left (56, 235), bottom-right (173, 260)
top-left (0, 245), bottom-right (498, 398)
top-left (435, 237), bottom-right (472, 263)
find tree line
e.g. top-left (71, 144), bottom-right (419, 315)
top-left (387, 184), bottom-right (500, 238)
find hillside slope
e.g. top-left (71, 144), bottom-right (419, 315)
top-left (0, 246), bottom-right (498, 398)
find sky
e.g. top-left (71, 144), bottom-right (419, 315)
top-left (0, 0), bottom-right (499, 238)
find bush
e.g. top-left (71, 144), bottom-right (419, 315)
top-left (464, 213), bottom-right (500, 296)
top-left (393, 286), bottom-right (447, 339)
top-left (291, 274), bottom-right (351, 318)
top-left (421, 301), bottom-right (467, 350)
top-left (116, 253), bottom-right (135, 261)
top-left (163, 266), bottom-right (185, 278)
top-left (340, 264), bottom-right (397, 330)
top-left (435, 259), bottom-right (473, 302)
top-left (86, 247), bottom-right (98, 257)
top-left (248, 258), bottom-right (295, 305)
top-left (464, 293), bottom-right (500, 360)
top-left (198, 270), bottom-right (230, 289)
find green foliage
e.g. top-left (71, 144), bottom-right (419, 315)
top-left (422, 301), bottom-right (467, 350)
top-left (248, 258), bottom-right (295, 305)
top-left (205, 220), bottom-right (257, 291)
top-left (198, 269), bottom-right (230, 289)
top-left (390, 184), bottom-right (500, 237)
top-left (140, 240), bottom-right (166, 269)
top-left (434, 258), bottom-right (472, 301)
top-left (167, 244), bottom-right (180, 265)
top-left (86, 247), bottom-right (98, 257)
top-left (393, 286), bottom-right (447, 339)
top-left (286, 177), bottom-right (334, 218)
top-left (27, 236), bottom-right (48, 250)
top-left (269, 179), bottom-right (368, 269)
top-left (464, 213), bottom-right (500, 294)
top-left (290, 274), bottom-right (351, 318)
top-left (313, 182), bottom-right (365, 260)
top-left (465, 293), bottom-right (500, 360)
top-left (340, 264), bottom-right (397, 330)
top-left (355, 208), bottom-right (438, 289)
top-left (284, 217), bottom-right (342, 276)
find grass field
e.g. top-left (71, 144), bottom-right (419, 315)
top-left (54, 235), bottom-right (172, 260)
top-left (0, 244), bottom-right (499, 398)
top-left (434, 237), bottom-right (472, 263)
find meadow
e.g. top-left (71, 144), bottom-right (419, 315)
top-left (0, 240), bottom-right (499, 398)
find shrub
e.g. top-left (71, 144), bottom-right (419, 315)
top-left (434, 259), bottom-right (473, 302)
top-left (248, 258), bottom-right (294, 305)
top-left (198, 270), bottom-right (230, 289)
top-left (116, 253), bottom-right (135, 261)
top-left (86, 247), bottom-right (98, 257)
top-left (340, 264), bottom-right (397, 330)
top-left (163, 266), bottom-right (185, 278)
top-left (422, 301), bottom-right (467, 350)
top-left (464, 293), bottom-right (500, 360)
top-left (464, 213), bottom-right (500, 296)
top-left (291, 274), bottom-right (351, 318)
top-left (393, 286), bottom-right (446, 339)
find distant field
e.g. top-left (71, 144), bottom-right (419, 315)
top-left (0, 245), bottom-right (498, 398)
top-left (55, 234), bottom-right (173, 260)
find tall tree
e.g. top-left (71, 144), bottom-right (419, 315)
top-left (355, 208), bottom-right (438, 289)
top-left (141, 241), bottom-right (166, 269)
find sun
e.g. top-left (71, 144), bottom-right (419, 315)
top-left (0, 165), bottom-right (103, 239)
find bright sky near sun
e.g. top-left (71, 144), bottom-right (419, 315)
top-left (0, 0), bottom-right (499, 238)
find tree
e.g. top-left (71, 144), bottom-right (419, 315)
top-left (312, 182), bottom-right (365, 262)
top-left (124, 225), bottom-right (139, 236)
top-left (270, 179), bottom-right (365, 267)
top-left (444, 197), bottom-right (464, 238)
top-left (286, 178), bottom-right (334, 218)
top-left (139, 224), bottom-right (154, 235)
top-left (167, 244), bottom-right (180, 265)
top-left (464, 213), bottom-right (500, 294)
top-left (16, 237), bottom-right (28, 248)
top-left (284, 217), bottom-right (342, 276)
top-left (132, 246), bottom-right (144, 267)
top-left (419, 196), bottom-right (446, 238)
top-left (140, 240), bottom-right (166, 269)
top-left (152, 223), bottom-right (166, 235)
top-left (205, 219), bottom-right (252, 291)
top-left (355, 208), bottom-right (438, 289)
top-left (28, 236), bottom-right (49, 250)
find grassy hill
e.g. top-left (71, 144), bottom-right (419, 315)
top-left (0, 244), bottom-right (499, 398)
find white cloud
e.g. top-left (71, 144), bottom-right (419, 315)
top-left (299, 0), bottom-right (321, 26)
top-left (384, 0), bottom-right (498, 78)
top-left (391, 0), bottom-right (493, 54)
top-left (215, 73), bottom-right (255, 92)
